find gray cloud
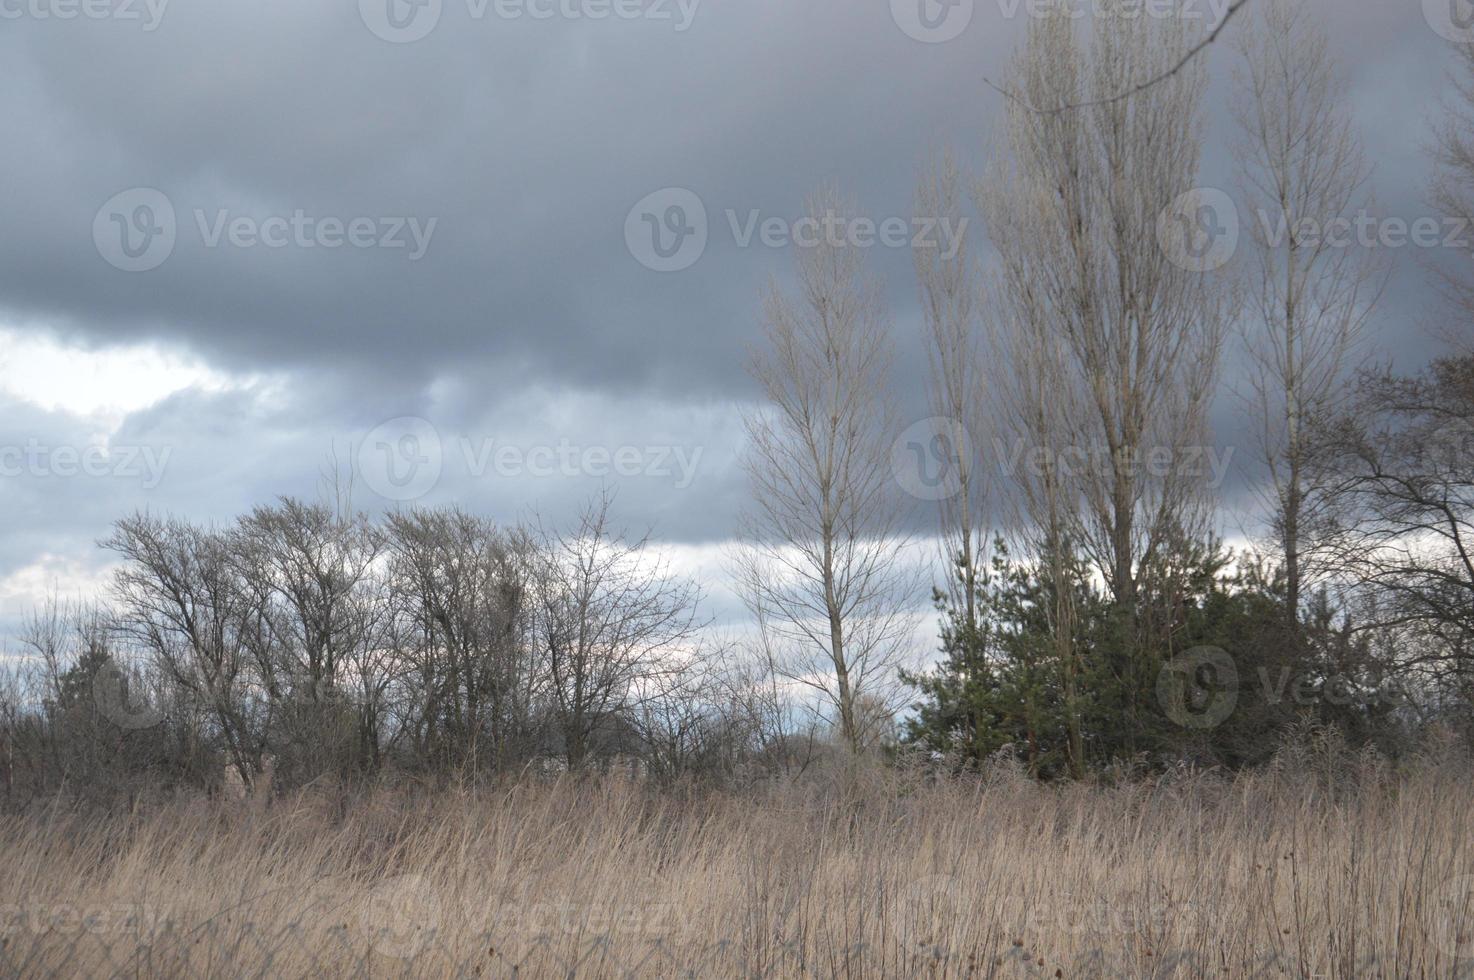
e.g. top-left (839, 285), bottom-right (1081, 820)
top-left (0, 0), bottom-right (1466, 645)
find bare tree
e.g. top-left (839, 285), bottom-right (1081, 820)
top-left (0, 660), bottom-right (26, 801)
top-left (980, 7), bottom-right (1225, 613)
top-left (232, 498), bottom-right (388, 776)
top-left (105, 514), bottom-right (269, 791)
top-left (915, 150), bottom-right (989, 631)
top-left (977, 7), bottom-right (1227, 763)
top-left (1323, 357), bottom-right (1474, 696)
top-left (977, 193), bottom-right (1089, 774)
top-left (18, 599), bottom-right (115, 789)
top-left (978, 90), bottom-right (1102, 774)
top-left (627, 639), bottom-right (728, 781)
top-left (385, 507), bottom-right (536, 770)
top-left (709, 637), bottom-right (818, 779)
top-left (984, 0), bottom-right (1255, 114)
top-left (734, 186), bottom-right (918, 755)
top-left (1234, 0), bottom-right (1384, 626)
top-left (1430, 38), bottom-right (1474, 343)
top-left (529, 493), bottom-right (703, 769)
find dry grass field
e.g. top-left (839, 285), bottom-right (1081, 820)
top-left (2, 746), bottom-right (1472, 979)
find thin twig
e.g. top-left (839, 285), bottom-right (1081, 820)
top-left (983, 0), bottom-right (1254, 115)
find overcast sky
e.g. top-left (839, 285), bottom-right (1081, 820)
top-left (0, 0), bottom-right (1465, 645)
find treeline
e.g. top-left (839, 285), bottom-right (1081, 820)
top-left (735, 0), bottom-right (1474, 778)
top-left (0, 494), bottom-right (836, 803)
top-left (898, 2), bottom-right (1474, 777)
top-left (4, 0), bottom-right (1474, 803)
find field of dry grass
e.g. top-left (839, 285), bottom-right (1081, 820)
top-left (2, 747), bottom-right (1473, 978)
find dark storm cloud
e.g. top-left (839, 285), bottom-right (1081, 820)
top-left (0, 0), bottom-right (1011, 392)
top-left (0, 0), bottom-right (1466, 632)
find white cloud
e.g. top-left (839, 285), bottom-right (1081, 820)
top-left (0, 326), bottom-right (240, 427)
top-left (0, 552), bottom-right (117, 640)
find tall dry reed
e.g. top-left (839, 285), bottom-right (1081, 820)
top-left (1, 750), bottom-right (1471, 977)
